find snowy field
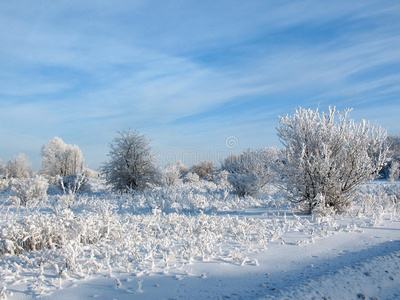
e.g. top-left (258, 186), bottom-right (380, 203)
top-left (1, 179), bottom-right (399, 300)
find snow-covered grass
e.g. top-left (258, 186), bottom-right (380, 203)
top-left (0, 178), bottom-right (399, 299)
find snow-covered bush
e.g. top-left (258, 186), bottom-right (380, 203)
top-left (221, 148), bottom-right (279, 196)
top-left (355, 183), bottom-right (400, 221)
top-left (277, 107), bottom-right (388, 214)
top-left (41, 137), bottom-right (84, 178)
top-left (379, 135), bottom-right (400, 179)
top-left (213, 170), bottom-right (231, 187)
top-left (191, 161), bottom-right (214, 179)
top-left (183, 172), bottom-right (199, 183)
top-left (384, 136), bottom-right (400, 181)
top-left (59, 173), bottom-right (89, 194)
top-left (101, 129), bottom-right (162, 191)
top-left (164, 162), bottom-right (181, 186)
top-left (176, 160), bottom-right (189, 177)
top-left (6, 153), bottom-right (31, 179)
top-left (228, 173), bottom-right (261, 197)
top-left (164, 160), bottom-right (190, 186)
top-left (9, 175), bottom-right (48, 205)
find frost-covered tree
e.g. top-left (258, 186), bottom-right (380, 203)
top-left (221, 148), bottom-right (279, 196)
top-left (277, 107), bottom-right (388, 213)
top-left (7, 153), bottom-right (31, 179)
top-left (41, 137), bottom-right (84, 177)
top-left (101, 129), bottom-right (162, 191)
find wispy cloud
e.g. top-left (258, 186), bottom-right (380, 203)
top-left (1, 0), bottom-right (399, 168)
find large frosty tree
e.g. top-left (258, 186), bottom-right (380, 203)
top-left (277, 107), bottom-right (388, 213)
top-left (41, 137), bottom-right (84, 177)
top-left (101, 129), bottom-right (162, 191)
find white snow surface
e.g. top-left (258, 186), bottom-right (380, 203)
top-left (0, 179), bottom-right (399, 300)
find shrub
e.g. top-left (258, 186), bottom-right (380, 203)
top-left (213, 170), bottom-right (231, 187)
top-left (221, 148), bottom-right (279, 196)
top-left (6, 153), bottom-right (31, 179)
top-left (183, 172), bottom-right (199, 183)
top-left (59, 173), bottom-right (89, 193)
top-left (276, 107), bottom-right (388, 213)
top-left (175, 160), bottom-right (189, 177)
top-left (191, 161), bottom-right (214, 179)
top-left (228, 173), bottom-right (260, 197)
top-left (41, 137), bottom-right (84, 178)
top-left (9, 175), bottom-right (49, 205)
top-left (380, 135), bottom-right (400, 180)
top-left (164, 161), bottom-right (190, 186)
top-left (101, 129), bottom-right (162, 191)
top-left (164, 162), bottom-right (181, 186)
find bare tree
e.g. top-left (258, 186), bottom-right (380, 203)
top-left (277, 107), bottom-right (388, 213)
top-left (101, 129), bottom-right (162, 191)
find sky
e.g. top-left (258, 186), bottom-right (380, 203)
top-left (1, 0), bottom-right (400, 170)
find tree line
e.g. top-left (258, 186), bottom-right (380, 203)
top-left (1, 107), bottom-right (399, 214)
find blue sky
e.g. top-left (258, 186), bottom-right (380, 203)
top-left (1, 1), bottom-right (400, 170)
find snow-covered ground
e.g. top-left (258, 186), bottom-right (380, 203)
top-left (1, 179), bottom-right (399, 299)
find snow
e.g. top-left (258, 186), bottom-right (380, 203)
top-left (1, 179), bottom-right (399, 299)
